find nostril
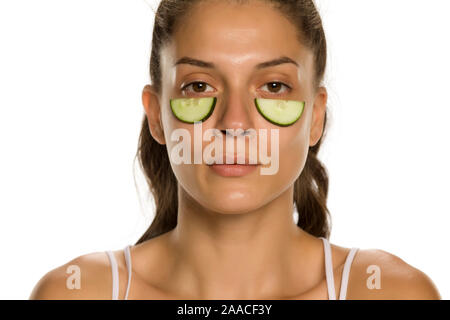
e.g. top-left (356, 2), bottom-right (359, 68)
top-left (222, 129), bottom-right (251, 137)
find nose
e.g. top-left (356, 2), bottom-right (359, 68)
top-left (216, 89), bottom-right (255, 136)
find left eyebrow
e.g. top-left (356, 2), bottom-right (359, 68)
top-left (254, 56), bottom-right (299, 70)
top-left (173, 56), bottom-right (299, 69)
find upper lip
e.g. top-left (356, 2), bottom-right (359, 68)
top-left (209, 154), bottom-right (261, 165)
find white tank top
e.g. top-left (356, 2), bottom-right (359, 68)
top-left (105, 245), bottom-right (132, 300)
top-left (105, 237), bottom-right (359, 300)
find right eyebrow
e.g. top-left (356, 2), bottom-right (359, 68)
top-left (174, 56), bottom-right (215, 68)
top-left (173, 56), bottom-right (299, 69)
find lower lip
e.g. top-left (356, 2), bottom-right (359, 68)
top-left (209, 164), bottom-right (260, 177)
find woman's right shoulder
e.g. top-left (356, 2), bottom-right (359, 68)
top-left (29, 249), bottom-right (115, 300)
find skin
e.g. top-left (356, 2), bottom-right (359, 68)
top-left (30, 0), bottom-right (441, 300)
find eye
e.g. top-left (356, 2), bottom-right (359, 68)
top-left (260, 82), bottom-right (291, 95)
top-left (181, 81), bottom-right (215, 95)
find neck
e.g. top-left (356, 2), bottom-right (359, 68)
top-left (167, 184), bottom-right (314, 299)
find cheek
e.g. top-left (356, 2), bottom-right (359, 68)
top-left (279, 129), bottom-right (309, 179)
top-left (278, 102), bottom-right (313, 179)
top-left (259, 125), bottom-right (309, 195)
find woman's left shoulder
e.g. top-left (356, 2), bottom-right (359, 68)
top-left (345, 247), bottom-right (441, 299)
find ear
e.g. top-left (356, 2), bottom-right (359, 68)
top-left (309, 86), bottom-right (328, 147)
top-left (142, 84), bottom-right (166, 145)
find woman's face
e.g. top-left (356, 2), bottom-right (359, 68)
top-left (144, 0), bottom-right (327, 214)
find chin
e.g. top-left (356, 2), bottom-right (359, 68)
top-left (202, 189), bottom-right (266, 214)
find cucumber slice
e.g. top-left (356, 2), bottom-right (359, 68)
top-left (170, 97), bottom-right (217, 124)
top-left (255, 98), bottom-right (305, 126)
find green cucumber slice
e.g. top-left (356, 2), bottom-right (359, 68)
top-left (255, 98), bottom-right (305, 126)
top-left (170, 97), bottom-right (217, 123)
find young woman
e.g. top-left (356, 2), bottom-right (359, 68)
top-left (30, 0), bottom-right (441, 300)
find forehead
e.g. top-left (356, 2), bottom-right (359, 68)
top-left (164, 0), bottom-right (313, 73)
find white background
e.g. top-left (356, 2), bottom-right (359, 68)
top-left (0, 0), bottom-right (448, 299)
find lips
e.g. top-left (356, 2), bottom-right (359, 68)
top-left (207, 154), bottom-right (260, 166)
top-left (208, 163), bottom-right (260, 177)
top-left (207, 154), bottom-right (260, 177)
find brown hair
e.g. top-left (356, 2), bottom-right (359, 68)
top-left (134, 0), bottom-right (331, 245)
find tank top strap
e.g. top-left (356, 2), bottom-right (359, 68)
top-left (123, 245), bottom-right (133, 300)
top-left (105, 250), bottom-right (119, 300)
top-left (319, 237), bottom-right (336, 300)
top-left (338, 247), bottom-right (359, 300)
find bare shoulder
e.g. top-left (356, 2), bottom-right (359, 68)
top-left (29, 250), bottom-right (115, 300)
top-left (346, 248), bottom-right (441, 300)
